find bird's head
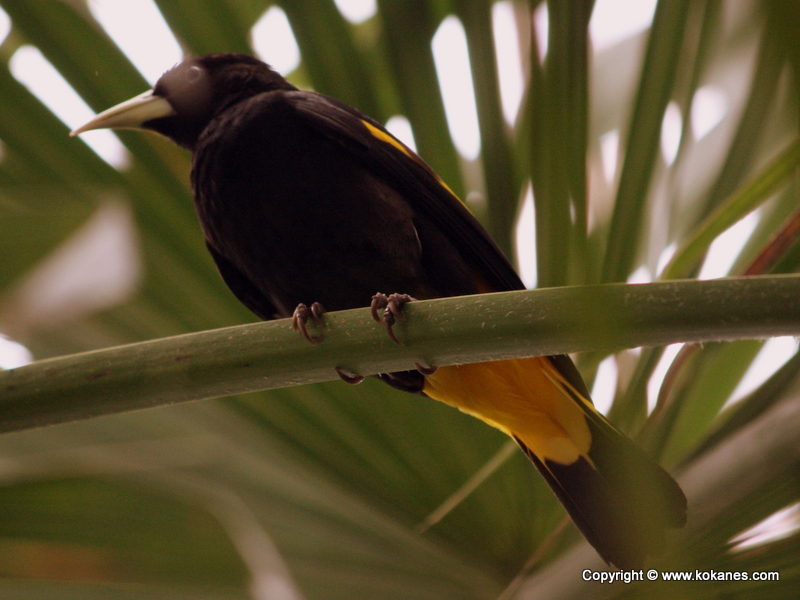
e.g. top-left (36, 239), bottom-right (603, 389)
top-left (71, 53), bottom-right (296, 150)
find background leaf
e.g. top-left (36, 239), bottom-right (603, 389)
top-left (0, 1), bottom-right (798, 598)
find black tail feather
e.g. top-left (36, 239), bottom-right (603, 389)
top-left (515, 415), bottom-right (686, 569)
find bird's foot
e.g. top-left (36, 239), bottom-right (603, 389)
top-left (292, 302), bottom-right (326, 345)
top-left (371, 293), bottom-right (437, 375)
top-left (293, 303), bottom-right (364, 383)
top-left (370, 292), bottom-right (416, 346)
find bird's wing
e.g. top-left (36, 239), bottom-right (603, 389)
top-left (285, 91), bottom-right (525, 294)
top-left (206, 241), bottom-right (279, 321)
top-left (283, 93), bottom-right (607, 407)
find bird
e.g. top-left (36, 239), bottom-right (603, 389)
top-left (72, 53), bottom-right (686, 569)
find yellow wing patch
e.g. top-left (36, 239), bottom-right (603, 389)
top-left (360, 119), bottom-right (462, 204)
top-left (361, 119), bottom-right (412, 157)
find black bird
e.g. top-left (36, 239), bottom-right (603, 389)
top-left (72, 53), bottom-right (686, 569)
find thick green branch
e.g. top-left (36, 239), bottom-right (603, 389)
top-left (2, 275), bottom-right (800, 434)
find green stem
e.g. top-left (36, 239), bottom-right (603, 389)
top-left (2, 275), bottom-right (800, 434)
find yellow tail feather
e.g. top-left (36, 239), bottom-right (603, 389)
top-left (423, 355), bottom-right (687, 569)
top-left (424, 357), bottom-right (592, 465)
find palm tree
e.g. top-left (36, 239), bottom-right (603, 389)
top-left (0, 1), bottom-right (798, 598)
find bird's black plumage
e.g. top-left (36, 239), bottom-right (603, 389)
top-left (145, 54), bottom-right (519, 317)
top-left (74, 53), bottom-right (687, 569)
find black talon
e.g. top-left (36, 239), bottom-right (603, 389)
top-left (371, 293), bottom-right (415, 346)
top-left (371, 293), bottom-right (388, 323)
top-left (292, 301), bottom-right (326, 345)
top-left (382, 309), bottom-right (402, 345)
top-left (335, 367), bottom-right (365, 385)
top-left (310, 301), bottom-right (325, 321)
top-left (415, 362), bottom-right (438, 376)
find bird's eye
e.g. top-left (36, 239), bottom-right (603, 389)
top-left (186, 66), bottom-right (204, 83)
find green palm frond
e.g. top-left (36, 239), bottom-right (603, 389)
top-left (0, 1), bottom-right (798, 598)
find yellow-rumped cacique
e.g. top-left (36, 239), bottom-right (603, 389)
top-left (72, 53), bottom-right (686, 569)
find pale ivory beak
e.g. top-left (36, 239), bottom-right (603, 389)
top-left (70, 89), bottom-right (176, 136)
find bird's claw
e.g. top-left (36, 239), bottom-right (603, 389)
top-left (414, 362), bottom-right (438, 376)
top-left (335, 367), bottom-right (365, 385)
top-left (370, 293), bottom-right (415, 346)
top-left (292, 302), bottom-right (326, 345)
